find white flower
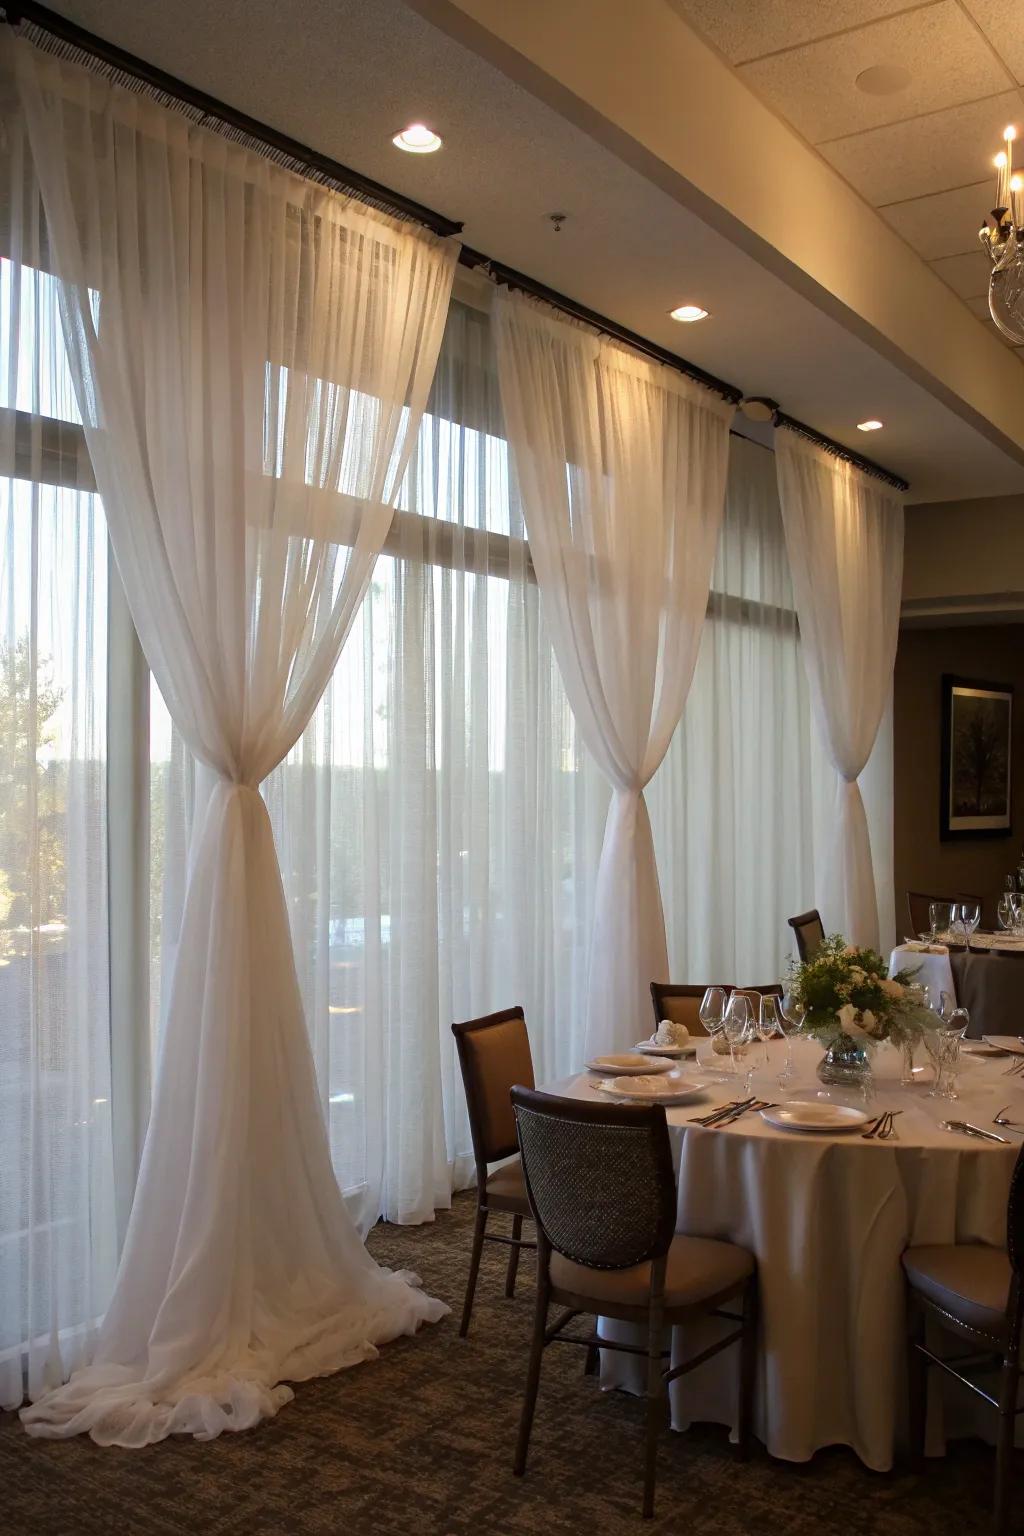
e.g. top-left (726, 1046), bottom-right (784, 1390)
top-left (880, 978), bottom-right (904, 999)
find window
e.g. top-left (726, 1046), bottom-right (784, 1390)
top-left (0, 254), bottom-right (117, 1404)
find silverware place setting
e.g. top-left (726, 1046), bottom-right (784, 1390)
top-left (993, 1106), bottom-right (1024, 1132)
top-left (688, 1097), bottom-right (776, 1128)
top-left (941, 1120), bottom-right (1013, 1144)
top-left (860, 1110), bottom-right (903, 1140)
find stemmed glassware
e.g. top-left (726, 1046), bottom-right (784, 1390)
top-left (777, 992), bottom-right (806, 1087)
top-left (756, 994), bottom-right (783, 1070)
top-left (1012, 893), bottom-right (1024, 937)
top-left (722, 994), bottom-right (755, 1091)
top-left (959, 901), bottom-right (981, 945)
top-left (928, 900), bottom-right (952, 942)
top-left (924, 1010), bottom-right (969, 1099)
top-left (699, 986), bottom-right (730, 1066)
top-left (998, 892), bottom-right (1014, 931)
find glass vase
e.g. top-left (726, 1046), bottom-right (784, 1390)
top-left (816, 1031), bottom-right (872, 1090)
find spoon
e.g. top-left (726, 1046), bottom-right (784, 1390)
top-left (993, 1106), bottom-right (1024, 1131)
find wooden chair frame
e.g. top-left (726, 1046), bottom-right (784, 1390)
top-left (452, 1006), bottom-right (537, 1338)
top-left (511, 1086), bottom-right (757, 1520)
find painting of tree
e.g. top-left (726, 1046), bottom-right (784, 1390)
top-left (943, 677), bottom-right (1013, 838)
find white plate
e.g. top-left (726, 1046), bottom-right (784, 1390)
top-left (634, 1039), bottom-right (697, 1058)
top-left (760, 1102), bottom-right (872, 1134)
top-left (585, 1053), bottom-right (674, 1076)
top-left (595, 1074), bottom-right (710, 1104)
top-left (983, 1036), bottom-right (1024, 1056)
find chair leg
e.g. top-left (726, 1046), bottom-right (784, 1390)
top-left (459, 1203), bottom-right (488, 1339)
top-left (737, 1275), bottom-right (758, 1461)
top-left (584, 1343), bottom-right (600, 1377)
top-left (995, 1357), bottom-right (1018, 1536)
top-left (906, 1295), bottom-right (928, 1472)
top-left (514, 1272), bottom-right (549, 1477)
top-left (505, 1213), bottom-right (524, 1298)
top-left (643, 1297), bottom-right (666, 1519)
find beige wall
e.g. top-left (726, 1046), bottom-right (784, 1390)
top-left (894, 624), bottom-right (1024, 930)
top-left (904, 497), bottom-right (1024, 609)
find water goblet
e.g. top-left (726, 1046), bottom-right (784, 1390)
top-left (960, 901), bottom-right (981, 944)
top-left (778, 992), bottom-right (806, 1087)
top-left (699, 986), bottom-right (730, 1067)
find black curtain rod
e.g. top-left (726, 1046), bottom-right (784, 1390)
top-left (773, 409), bottom-right (909, 493)
top-left (0, 0), bottom-right (463, 236)
top-left (458, 248), bottom-right (743, 402)
top-left (1, 1), bottom-right (909, 483)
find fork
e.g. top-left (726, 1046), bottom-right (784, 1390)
top-left (1002, 1057), bottom-right (1024, 1076)
top-left (860, 1112), bottom-right (888, 1139)
top-left (688, 1098), bottom-right (753, 1126)
top-left (712, 1099), bottom-right (776, 1127)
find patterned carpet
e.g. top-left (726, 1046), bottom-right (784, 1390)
top-left (0, 1193), bottom-right (999, 1535)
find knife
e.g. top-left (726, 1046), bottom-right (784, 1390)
top-left (942, 1120), bottom-right (1012, 1144)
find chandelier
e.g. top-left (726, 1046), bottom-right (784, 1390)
top-left (980, 125), bottom-right (1024, 343)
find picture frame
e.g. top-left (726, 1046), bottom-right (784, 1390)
top-left (940, 674), bottom-right (1013, 840)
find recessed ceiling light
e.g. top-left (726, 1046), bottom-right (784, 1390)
top-left (670, 304), bottom-right (709, 322)
top-left (393, 123), bottom-right (442, 154)
top-left (857, 419), bottom-right (884, 432)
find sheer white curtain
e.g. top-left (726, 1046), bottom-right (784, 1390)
top-left (492, 290), bottom-right (733, 1057)
top-left (648, 435), bottom-right (816, 983)
top-left (153, 295), bottom-right (608, 1231)
top-left (0, 197), bottom-right (117, 1407)
top-left (774, 428), bottom-right (903, 949)
top-left (8, 35), bottom-right (457, 1445)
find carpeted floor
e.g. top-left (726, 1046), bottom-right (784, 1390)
top-left (0, 1192), bottom-right (1000, 1535)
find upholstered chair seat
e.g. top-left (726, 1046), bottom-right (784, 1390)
top-left (902, 1244), bottom-right (1011, 1339)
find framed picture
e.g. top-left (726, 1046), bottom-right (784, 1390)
top-left (940, 674), bottom-right (1013, 840)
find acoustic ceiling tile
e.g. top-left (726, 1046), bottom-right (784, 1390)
top-left (739, 2), bottom-right (1009, 143)
top-left (821, 90), bottom-right (1024, 204)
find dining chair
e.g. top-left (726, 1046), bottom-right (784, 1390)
top-left (451, 1006), bottom-right (537, 1338)
top-left (787, 909), bottom-right (825, 962)
top-left (903, 1144), bottom-right (1024, 1535)
top-left (906, 890), bottom-right (983, 937)
top-left (734, 984), bottom-right (784, 1008)
top-left (650, 982), bottom-right (732, 1037)
top-left (510, 1085), bottom-right (757, 1519)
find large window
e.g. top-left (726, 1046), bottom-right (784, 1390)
top-left (0, 255), bottom-right (117, 1405)
top-left (150, 297), bottom-right (894, 1235)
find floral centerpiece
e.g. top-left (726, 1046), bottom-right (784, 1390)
top-left (784, 935), bottom-right (932, 1086)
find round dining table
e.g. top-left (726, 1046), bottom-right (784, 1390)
top-left (550, 1036), bottom-right (1021, 1472)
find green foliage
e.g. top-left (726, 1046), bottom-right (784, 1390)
top-left (0, 636), bottom-right (66, 944)
top-left (785, 933), bottom-right (930, 1049)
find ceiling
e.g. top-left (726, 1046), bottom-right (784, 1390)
top-left (24, 0), bottom-right (1024, 501)
top-left (671, 0), bottom-right (1024, 354)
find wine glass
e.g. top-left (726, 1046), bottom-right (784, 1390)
top-left (778, 991), bottom-right (806, 1087)
top-left (998, 893), bottom-right (1014, 931)
top-left (929, 901), bottom-right (952, 942)
top-left (1012, 893), bottom-right (1024, 937)
top-left (938, 990), bottom-right (957, 1021)
top-left (699, 986), bottom-right (730, 1068)
top-left (960, 901), bottom-right (981, 944)
top-left (757, 994), bottom-right (783, 1069)
top-left (722, 994), bottom-right (755, 1092)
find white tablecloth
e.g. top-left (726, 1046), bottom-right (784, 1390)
top-left (889, 943), bottom-right (956, 1005)
top-left (552, 1037), bottom-right (1019, 1470)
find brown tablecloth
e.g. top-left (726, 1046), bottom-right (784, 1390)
top-left (949, 949), bottom-right (1024, 1037)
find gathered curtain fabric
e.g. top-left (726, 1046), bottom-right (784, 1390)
top-left (6, 34), bottom-right (457, 1445)
top-left (492, 290), bottom-right (733, 1058)
top-left (774, 428), bottom-right (903, 950)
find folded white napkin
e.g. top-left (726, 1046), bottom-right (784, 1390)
top-left (655, 1018), bottom-right (690, 1047)
top-left (899, 941), bottom-right (947, 955)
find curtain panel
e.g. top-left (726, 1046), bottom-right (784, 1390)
top-left (491, 289), bottom-right (733, 1057)
top-left (774, 427), bottom-right (903, 949)
top-left (6, 33), bottom-right (457, 1445)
